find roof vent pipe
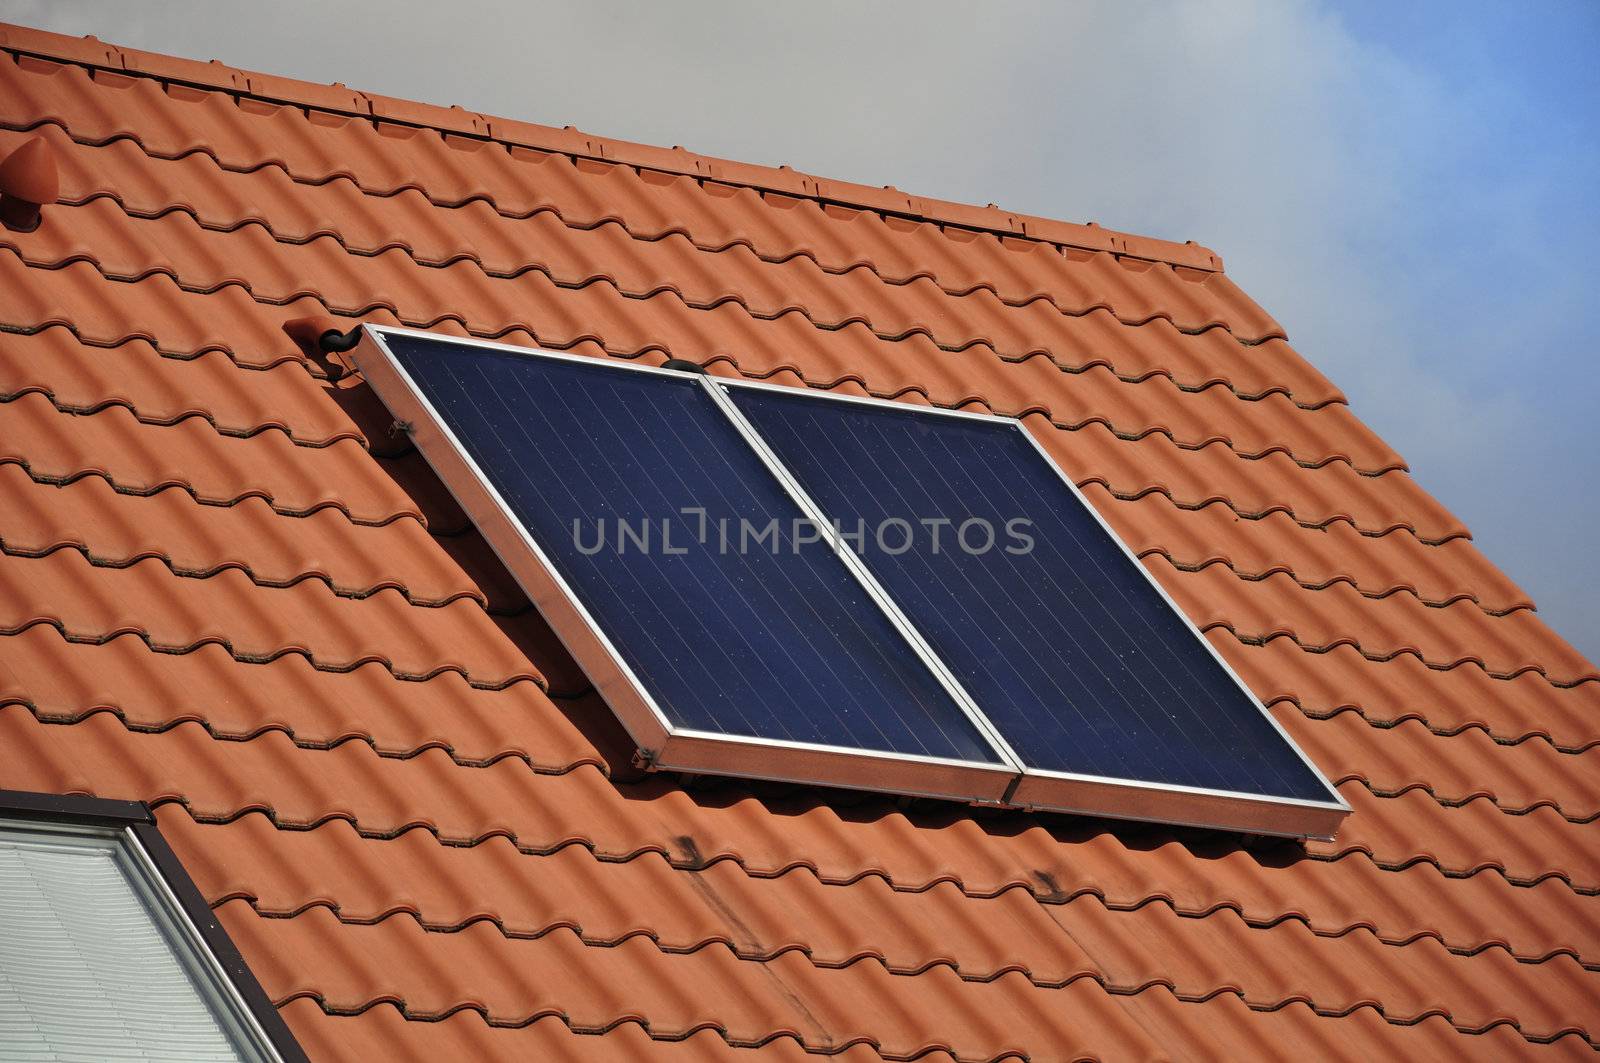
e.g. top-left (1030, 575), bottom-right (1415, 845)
top-left (0, 136), bottom-right (59, 233)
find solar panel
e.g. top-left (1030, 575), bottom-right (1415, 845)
top-left (355, 325), bottom-right (1347, 837)
top-left (728, 383), bottom-right (1346, 834)
top-left (357, 330), bottom-right (1015, 803)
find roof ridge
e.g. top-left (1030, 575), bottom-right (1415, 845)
top-left (11, 124), bottom-right (1284, 343)
top-left (0, 196), bottom-right (1310, 406)
top-left (0, 20), bottom-right (1225, 272)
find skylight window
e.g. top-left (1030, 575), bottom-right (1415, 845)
top-left (355, 326), bottom-right (1349, 839)
top-left (0, 793), bottom-right (297, 1063)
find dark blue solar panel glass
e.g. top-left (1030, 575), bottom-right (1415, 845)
top-left (731, 386), bottom-right (1332, 801)
top-left (383, 335), bottom-right (1002, 764)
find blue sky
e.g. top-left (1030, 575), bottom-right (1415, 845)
top-left (11, 1), bottom-right (1598, 660)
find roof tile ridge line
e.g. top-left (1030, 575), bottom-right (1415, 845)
top-left (1215, 624), bottom-right (1594, 690)
top-left (1338, 768), bottom-right (1599, 825)
top-left (1315, 841), bottom-right (1594, 896)
top-left (1097, 485), bottom-right (1465, 549)
top-left (187, 804), bottom-right (1599, 973)
top-left (0, 31), bottom-right (1225, 273)
top-left (8, 317), bottom-right (334, 389)
top-left (152, 797), bottom-right (1600, 914)
top-left (0, 317), bottom-right (311, 375)
top-left (6, 619), bottom-right (565, 721)
top-left (1118, 494), bottom-right (1487, 551)
top-left (0, 383), bottom-right (365, 450)
top-left (1285, 704), bottom-right (1600, 758)
top-left (285, 994), bottom-right (1600, 1062)
top-left (0, 376), bottom-right (377, 466)
top-left (0, 616), bottom-right (538, 691)
top-left (208, 899), bottom-right (1595, 1050)
top-left (713, 341), bottom-right (1336, 416)
top-left (1148, 552), bottom-right (1520, 620)
top-left (125, 733), bottom-right (1595, 904)
top-left (272, 994), bottom-right (870, 1059)
top-left (230, 894), bottom-right (1083, 991)
top-left (0, 192), bottom-right (1298, 410)
top-left (0, 181), bottom-right (1296, 409)
top-left (1339, 775), bottom-right (1597, 826)
top-left (49, 170), bottom-right (1278, 348)
top-left (0, 537), bottom-right (486, 610)
top-left (2, 249), bottom-right (1361, 469)
top-left (871, 378), bottom-right (1360, 455)
top-left (0, 457), bottom-right (419, 529)
top-left (14, 698), bottom-right (601, 777)
top-left (225, 893), bottom-right (1600, 1018)
top-left (184, 817), bottom-right (1600, 977)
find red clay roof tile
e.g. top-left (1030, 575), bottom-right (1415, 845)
top-left (1, 632), bottom-right (594, 771)
top-left (1216, 631), bottom-right (1600, 751)
top-left (1086, 484), bottom-right (1533, 613)
top-left (0, 133), bottom-right (57, 229)
top-left (0, 465), bottom-right (477, 604)
top-left (1153, 556), bottom-right (1595, 683)
top-left (1027, 415), bottom-right (1467, 542)
top-left (278, 997), bottom-right (908, 1062)
top-left (0, 548), bottom-right (541, 683)
top-left (1290, 711), bottom-right (1600, 820)
top-left (0, 390), bottom-right (418, 521)
top-left (0, 326), bottom-right (361, 445)
top-left (1, 22), bottom-right (1595, 1060)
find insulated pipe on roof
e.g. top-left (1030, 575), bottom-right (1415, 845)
top-left (281, 315), bottom-right (364, 380)
top-left (282, 314), bottom-right (362, 354)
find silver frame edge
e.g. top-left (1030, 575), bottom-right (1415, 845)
top-left (716, 373), bottom-right (1352, 839)
top-left (352, 325), bottom-right (1017, 806)
top-left (355, 325), bottom-right (1350, 838)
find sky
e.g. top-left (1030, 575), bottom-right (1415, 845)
top-left (8, 1), bottom-right (1598, 661)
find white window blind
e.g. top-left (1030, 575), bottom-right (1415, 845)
top-left (0, 820), bottom-right (264, 1062)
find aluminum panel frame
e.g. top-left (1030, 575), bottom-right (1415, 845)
top-left (352, 325), bottom-right (1019, 806)
top-left (354, 325), bottom-right (1350, 838)
top-left (714, 375), bottom-right (1352, 840)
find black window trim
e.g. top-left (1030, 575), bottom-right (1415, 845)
top-left (0, 788), bottom-right (309, 1063)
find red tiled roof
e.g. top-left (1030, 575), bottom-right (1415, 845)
top-left (1, 21), bottom-right (1597, 1060)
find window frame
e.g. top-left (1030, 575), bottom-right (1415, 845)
top-left (0, 789), bottom-right (307, 1063)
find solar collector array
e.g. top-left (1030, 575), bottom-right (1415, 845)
top-left (361, 328), bottom-right (1347, 836)
top-left (382, 333), bottom-right (1004, 766)
top-left (731, 388), bottom-right (1333, 804)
